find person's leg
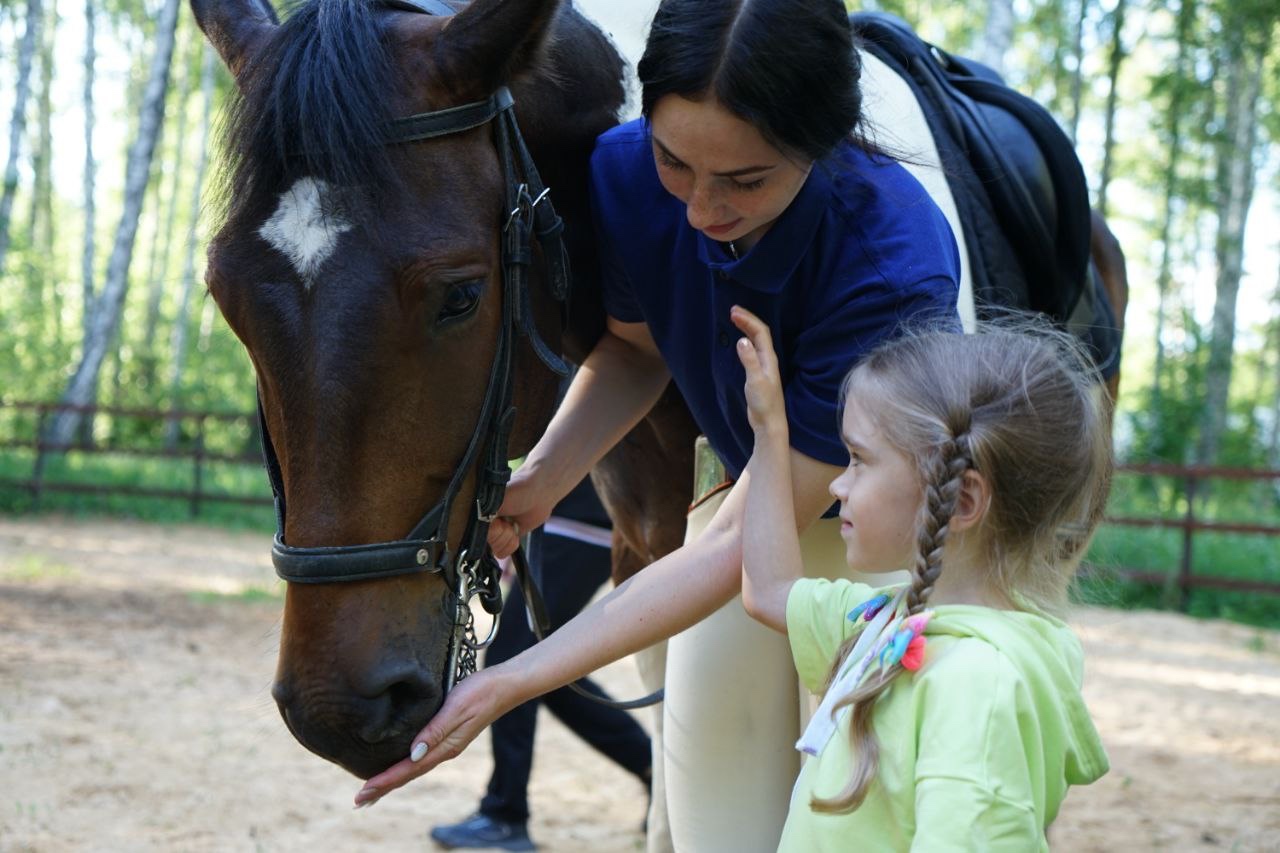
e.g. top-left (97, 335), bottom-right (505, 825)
top-left (663, 496), bottom-right (869, 852)
top-left (532, 504), bottom-right (652, 783)
top-left (662, 489), bottom-right (797, 852)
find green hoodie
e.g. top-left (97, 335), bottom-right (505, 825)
top-left (780, 579), bottom-right (1109, 852)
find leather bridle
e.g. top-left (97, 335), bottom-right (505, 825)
top-left (261, 0), bottom-right (571, 695)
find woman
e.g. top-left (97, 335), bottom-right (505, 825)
top-left (358, 1), bottom-right (960, 849)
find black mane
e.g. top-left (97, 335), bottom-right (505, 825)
top-left (217, 0), bottom-right (399, 222)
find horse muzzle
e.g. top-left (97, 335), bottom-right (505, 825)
top-left (272, 661), bottom-right (444, 779)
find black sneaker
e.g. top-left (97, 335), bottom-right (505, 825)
top-left (429, 813), bottom-right (536, 851)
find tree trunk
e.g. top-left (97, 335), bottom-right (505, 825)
top-left (1095, 0), bottom-right (1127, 218)
top-left (1195, 42), bottom-right (1264, 465)
top-left (1067, 0), bottom-right (1089, 144)
top-left (82, 0), bottom-right (97, 341)
top-left (47, 0), bottom-right (183, 447)
top-left (144, 23), bottom-right (192, 369)
top-left (980, 0), bottom-right (1014, 77)
top-left (1269, 255), bottom-right (1280, 475)
top-left (24, 0), bottom-right (57, 327)
top-left (165, 43), bottom-right (215, 450)
top-left (1150, 0), bottom-right (1198, 424)
top-left (0, 0), bottom-right (43, 274)
top-left (75, 0), bottom-right (98, 448)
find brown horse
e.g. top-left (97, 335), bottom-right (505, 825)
top-left (191, 0), bottom-right (1127, 783)
top-left (191, 0), bottom-right (697, 778)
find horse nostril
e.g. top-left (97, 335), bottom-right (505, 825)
top-left (355, 665), bottom-right (442, 744)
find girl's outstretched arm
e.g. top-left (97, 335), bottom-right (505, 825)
top-left (732, 305), bottom-right (807, 634)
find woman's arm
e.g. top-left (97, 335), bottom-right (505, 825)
top-left (355, 438), bottom-right (840, 806)
top-left (488, 316), bottom-right (671, 558)
top-left (733, 307), bottom-right (808, 634)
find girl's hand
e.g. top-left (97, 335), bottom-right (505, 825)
top-left (353, 666), bottom-right (507, 808)
top-left (730, 306), bottom-right (786, 437)
top-left (488, 466), bottom-right (554, 559)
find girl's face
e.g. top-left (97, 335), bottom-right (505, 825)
top-left (829, 398), bottom-right (923, 575)
top-left (649, 94), bottom-right (812, 252)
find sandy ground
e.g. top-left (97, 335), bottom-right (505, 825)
top-left (1, 516), bottom-right (1278, 852)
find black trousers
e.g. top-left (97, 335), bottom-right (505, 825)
top-left (478, 482), bottom-right (651, 823)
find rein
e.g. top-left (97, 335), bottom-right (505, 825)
top-left (260, 0), bottom-right (661, 709)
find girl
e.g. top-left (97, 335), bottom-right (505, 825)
top-left (734, 306), bottom-right (1112, 850)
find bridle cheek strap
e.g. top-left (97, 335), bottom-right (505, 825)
top-left (261, 82), bottom-right (569, 691)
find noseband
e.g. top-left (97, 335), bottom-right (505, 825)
top-left (260, 0), bottom-right (571, 694)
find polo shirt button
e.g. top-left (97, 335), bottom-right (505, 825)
top-left (718, 330), bottom-right (730, 347)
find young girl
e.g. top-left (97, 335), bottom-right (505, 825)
top-left (733, 305), bottom-right (1111, 850)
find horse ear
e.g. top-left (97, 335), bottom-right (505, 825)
top-left (434, 0), bottom-right (561, 93)
top-left (190, 0), bottom-right (279, 82)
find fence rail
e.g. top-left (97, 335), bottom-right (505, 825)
top-left (0, 400), bottom-right (271, 518)
top-left (1086, 462), bottom-right (1280, 607)
top-left (2, 401), bottom-right (1278, 606)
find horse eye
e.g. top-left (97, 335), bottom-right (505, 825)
top-left (437, 280), bottom-right (483, 326)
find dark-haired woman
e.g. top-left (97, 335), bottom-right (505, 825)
top-left (359, 1), bottom-right (963, 848)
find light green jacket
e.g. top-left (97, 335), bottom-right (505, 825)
top-left (780, 579), bottom-right (1109, 852)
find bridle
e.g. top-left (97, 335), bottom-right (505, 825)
top-left (259, 0), bottom-right (663, 711)
top-left (261, 0), bottom-right (572, 695)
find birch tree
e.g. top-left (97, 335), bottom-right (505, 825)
top-left (82, 0), bottom-right (97, 344)
top-left (0, 0), bottom-right (43, 274)
top-left (47, 0), bottom-right (183, 446)
top-left (981, 0), bottom-right (1014, 76)
top-left (1095, 0), bottom-right (1128, 218)
top-left (1067, 0), bottom-right (1090, 143)
top-left (144, 23), bottom-right (192, 372)
top-left (1196, 0), bottom-right (1274, 464)
top-left (1150, 0), bottom-right (1200, 424)
top-left (165, 43), bottom-right (216, 449)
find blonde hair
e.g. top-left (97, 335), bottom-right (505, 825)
top-left (811, 317), bottom-right (1114, 813)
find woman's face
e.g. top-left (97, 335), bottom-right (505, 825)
top-left (649, 95), bottom-right (812, 252)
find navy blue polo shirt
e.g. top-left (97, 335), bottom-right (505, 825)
top-left (589, 119), bottom-right (960, 480)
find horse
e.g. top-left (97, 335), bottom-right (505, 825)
top-left (191, 0), bottom-right (1127, 782)
top-left (191, 0), bottom-right (698, 778)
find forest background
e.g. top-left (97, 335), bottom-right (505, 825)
top-left (0, 0), bottom-right (1277, 623)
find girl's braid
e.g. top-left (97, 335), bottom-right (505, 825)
top-left (907, 430), bottom-right (972, 615)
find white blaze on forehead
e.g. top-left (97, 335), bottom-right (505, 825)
top-left (258, 177), bottom-right (352, 286)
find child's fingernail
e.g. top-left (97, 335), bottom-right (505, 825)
top-left (354, 788), bottom-right (378, 809)
top-left (411, 741), bottom-right (428, 762)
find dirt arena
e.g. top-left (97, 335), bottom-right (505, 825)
top-left (1, 516), bottom-right (1278, 851)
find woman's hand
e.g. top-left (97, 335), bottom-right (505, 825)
top-left (731, 306), bottom-right (787, 437)
top-left (488, 466), bottom-right (555, 559)
top-left (353, 667), bottom-right (509, 808)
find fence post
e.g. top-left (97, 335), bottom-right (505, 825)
top-left (1178, 472), bottom-right (1197, 612)
top-left (192, 415), bottom-right (206, 518)
top-left (32, 405), bottom-right (48, 508)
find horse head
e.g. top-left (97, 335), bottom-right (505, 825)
top-left (191, 0), bottom-right (623, 778)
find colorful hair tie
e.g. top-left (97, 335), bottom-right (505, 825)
top-left (847, 593), bottom-right (890, 624)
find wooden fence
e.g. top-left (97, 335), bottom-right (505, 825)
top-left (0, 400), bottom-right (271, 517)
top-left (1, 401), bottom-right (1278, 606)
top-left (1100, 462), bottom-right (1280, 607)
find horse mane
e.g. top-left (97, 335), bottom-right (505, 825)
top-left (215, 0), bottom-right (401, 225)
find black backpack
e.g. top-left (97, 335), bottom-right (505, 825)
top-left (851, 11), bottom-right (1120, 378)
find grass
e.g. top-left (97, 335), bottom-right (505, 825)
top-left (0, 446), bottom-right (274, 532)
top-left (0, 553), bottom-right (78, 582)
top-left (186, 585), bottom-right (282, 605)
